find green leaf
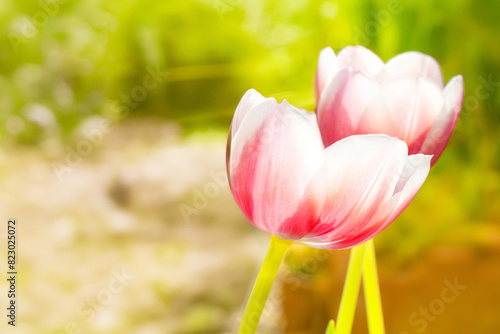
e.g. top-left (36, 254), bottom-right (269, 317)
top-left (325, 320), bottom-right (336, 334)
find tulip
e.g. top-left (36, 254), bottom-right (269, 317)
top-left (228, 89), bottom-right (431, 334)
top-left (315, 46), bottom-right (464, 334)
top-left (228, 89), bottom-right (431, 248)
top-left (315, 46), bottom-right (464, 165)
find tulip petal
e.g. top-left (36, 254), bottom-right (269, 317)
top-left (359, 77), bottom-right (445, 154)
top-left (337, 46), bottom-right (384, 78)
top-left (227, 97), bottom-right (278, 190)
top-left (421, 75), bottom-right (464, 164)
top-left (317, 68), bottom-right (382, 147)
top-left (376, 51), bottom-right (444, 87)
top-left (229, 99), bottom-right (325, 239)
top-left (315, 47), bottom-right (338, 102)
top-left (231, 89), bottom-right (273, 137)
top-left (315, 154), bottom-right (431, 249)
top-left (302, 135), bottom-right (408, 247)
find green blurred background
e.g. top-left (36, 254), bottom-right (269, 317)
top-left (0, 0), bottom-right (499, 333)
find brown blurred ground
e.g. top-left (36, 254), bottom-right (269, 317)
top-left (0, 119), bottom-right (268, 334)
top-left (281, 242), bottom-right (500, 334)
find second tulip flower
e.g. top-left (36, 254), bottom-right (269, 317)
top-left (315, 46), bottom-right (464, 165)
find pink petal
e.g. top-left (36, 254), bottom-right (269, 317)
top-left (317, 68), bottom-right (382, 147)
top-left (302, 135), bottom-right (408, 246)
top-left (337, 46), bottom-right (384, 78)
top-left (421, 75), bottom-right (464, 165)
top-left (376, 51), bottom-right (444, 87)
top-left (315, 47), bottom-right (338, 102)
top-left (228, 99), bottom-right (325, 240)
top-left (227, 97), bottom-right (278, 190)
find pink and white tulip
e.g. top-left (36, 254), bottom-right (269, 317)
top-left (227, 89), bottom-right (431, 249)
top-left (315, 46), bottom-right (464, 165)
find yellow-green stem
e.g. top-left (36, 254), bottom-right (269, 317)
top-left (335, 242), bottom-right (366, 334)
top-left (238, 235), bottom-right (293, 334)
top-left (363, 239), bottom-right (385, 334)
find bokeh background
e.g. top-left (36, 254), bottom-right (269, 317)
top-left (0, 0), bottom-right (499, 333)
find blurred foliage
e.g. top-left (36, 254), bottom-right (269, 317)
top-left (0, 0), bottom-right (499, 254)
